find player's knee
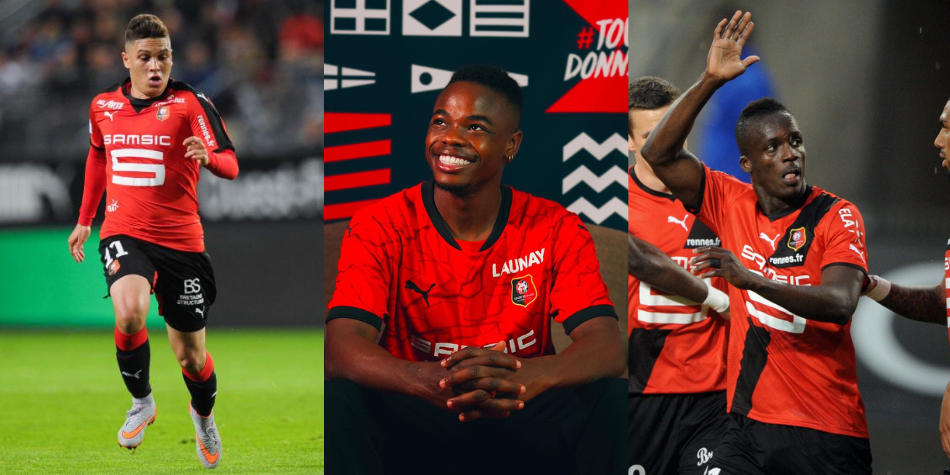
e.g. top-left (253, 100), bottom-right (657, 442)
top-left (178, 350), bottom-right (206, 374)
top-left (114, 299), bottom-right (148, 333)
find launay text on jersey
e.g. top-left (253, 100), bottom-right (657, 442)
top-left (492, 248), bottom-right (545, 277)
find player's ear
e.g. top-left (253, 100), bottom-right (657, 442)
top-left (739, 155), bottom-right (752, 173)
top-left (628, 135), bottom-right (636, 153)
top-left (505, 129), bottom-right (523, 161)
top-left (121, 50), bottom-right (131, 70)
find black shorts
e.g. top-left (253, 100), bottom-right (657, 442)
top-left (99, 234), bottom-right (217, 332)
top-left (698, 413), bottom-right (872, 475)
top-left (629, 391), bottom-right (729, 475)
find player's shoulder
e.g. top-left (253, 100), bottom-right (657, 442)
top-left (810, 185), bottom-right (860, 214)
top-left (89, 81), bottom-right (126, 107)
top-left (166, 80), bottom-right (216, 106)
top-left (510, 187), bottom-right (584, 230)
top-left (347, 183), bottom-right (424, 234)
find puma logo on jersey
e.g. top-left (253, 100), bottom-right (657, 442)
top-left (759, 232), bottom-right (780, 250)
top-left (668, 214), bottom-right (689, 232)
top-left (104, 111), bottom-right (117, 121)
top-left (849, 244), bottom-right (866, 262)
top-left (405, 280), bottom-right (436, 307)
top-left (492, 248), bottom-right (546, 277)
top-left (121, 370), bottom-right (143, 380)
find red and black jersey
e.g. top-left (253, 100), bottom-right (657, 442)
top-left (79, 79), bottom-right (238, 252)
top-left (694, 166), bottom-right (870, 438)
top-left (327, 181), bottom-right (617, 362)
top-left (628, 167), bottom-right (729, 395)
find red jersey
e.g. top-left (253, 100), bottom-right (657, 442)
top-left (695, 166), bottom-right (869, 438)
top-left (79, 79), bottom-right (238, 252)
top-left (628, 167), bottom-right (729, 395)
top-left (327, 181), bottom-right (616, 361)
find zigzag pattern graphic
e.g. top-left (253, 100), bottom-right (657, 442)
top-left (562, 165), bottom-right (628, 193)
top-left (562, 133), bottom-right (627, 162)
top-left (566, 197), bottom-right (627, 224)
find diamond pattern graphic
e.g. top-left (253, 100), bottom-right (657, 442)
top-left (410, 1), bottom-right (456, 30)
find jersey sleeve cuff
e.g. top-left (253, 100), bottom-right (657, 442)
top-left (560, 304), bottom-right (618, 335)
top-left (326, 306), bottom-right (383, 331)
top-left (820, 262), bottom-right (868, 275)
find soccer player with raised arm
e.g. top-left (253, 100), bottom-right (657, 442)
top-left (325, 65), bottom-right (627, 475)
top-left (627, 77), bottom-right (732, 474)
top-left (640, 12), bottom-right (872, 474)
top-left (66, 14), bottom-right (237, 469)
top-left (862, 97), bottom-right (950, 467)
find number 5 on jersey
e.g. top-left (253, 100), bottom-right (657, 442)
top-left (111, 148), bottom-right (165, 186)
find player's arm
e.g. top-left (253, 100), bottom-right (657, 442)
top-left (941, 381), bottom-right (950, 458)
top-left (186, 92), bottom-right (239, 179)
top-left (638, 11), bottom-right (760, 210)
top-left (863, 275), bottom-right (945, 325)
top-left (325, 318), bottom-right (525, 417)
top-left (691, 247), bottom-right (862, 325)
top-left (629, 233), bottom-right (730, 317)
top-left (68, 146), bottom-right (107, 263)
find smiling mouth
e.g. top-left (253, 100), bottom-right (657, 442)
top-left (438, 154), bottom-right (473, 166)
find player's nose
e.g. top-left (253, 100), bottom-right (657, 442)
top-left (935, 130), bottom-right (944, 150)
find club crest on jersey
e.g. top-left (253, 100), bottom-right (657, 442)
top-left (787, 227), bottom-right (807, 251)
top-left (510, 275), bottom-right (537, 307)
top-left (156, 106), bottom-right (169, 122)
top-left (107, 259), bottom-right (121, 276)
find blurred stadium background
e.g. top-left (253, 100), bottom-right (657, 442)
top-left (0, 0), bottom-right (325, 472)
top-left (631, 0), bottom-right (950, 472)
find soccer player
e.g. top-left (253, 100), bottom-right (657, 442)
top-left (66, 14), bottom-right (237, 469)
top-left (862, 97), bottom-right (950, 463)
top-left (639, 11), bottom-right (872, 474)
top-left (627, 77), bottom-right (732, 474)
top-left (325, 65), bottom-right (627, 475)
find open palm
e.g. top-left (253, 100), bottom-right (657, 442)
top-left (707, 11), bottom-right (760, 82)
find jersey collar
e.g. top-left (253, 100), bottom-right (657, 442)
top-left (421, 180), bottom-right (512, 252)
top-left (122, 78), bottom-right (174, 113)
top-left (762, 185), bottom-right (814, 221)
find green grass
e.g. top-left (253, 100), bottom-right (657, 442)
top-left (0, 328), bottom-right (324, 474)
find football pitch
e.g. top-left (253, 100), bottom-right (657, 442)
top-left (0, 328), bottom-right (324, 474)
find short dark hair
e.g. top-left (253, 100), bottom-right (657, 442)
top-left (125, 14), bottom-right (169, 44)
top-left (448, 64), bottom-right (523, 128)
top-left (629, 76), bottom-right (680, 134)
top-left (735, 98), bottom-right (791, 155)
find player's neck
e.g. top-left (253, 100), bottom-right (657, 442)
top-left (633, 161), bottom-right (670, 194)
top-left (754, 183), bottom-right (810, 216)
top-left (433, 184), bottom-right (502, 242)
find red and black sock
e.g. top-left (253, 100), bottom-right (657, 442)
top-left (183, 351), bottom-right (217, 417)
top-left (115, 326), bottom-right (151, 398)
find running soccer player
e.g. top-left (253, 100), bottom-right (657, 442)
top-left (862, 97), bottom-right (950, 463)
top-left (640, 11), bottom-right (872, 474)
top-left (325, 65), bottom-right (627, 475)
top-left (66, 14), bottom-right (237, 469)
top-left (627, 77), bottom-right (732, 474)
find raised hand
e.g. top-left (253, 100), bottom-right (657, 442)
top-left (706, 11), bottom-right (760, 83)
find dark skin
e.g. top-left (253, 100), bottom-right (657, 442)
top-left (326, 81), bottom-right (626, 421)
top-left (639, 11), bottom-right (864, 325)
top-left (629, 234), bottom-right (721, 311)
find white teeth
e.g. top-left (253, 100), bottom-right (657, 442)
top-left (439, 154), bottom-right (471, 166)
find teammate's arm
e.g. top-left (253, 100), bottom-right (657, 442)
top-left (324, 318), bottom-right (526, 418)
top-left (691, 246), bottom-right (862, 325)
top-left (863, 276), bottom-right (945, 325)
top-left (639, 11), bottom-right (759, 210)
top-left (629, 234), bottom-right (730, 317)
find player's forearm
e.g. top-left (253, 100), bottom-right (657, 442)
top-left (630, 236), bottom-right (708, 303)
top-left (205, 149), bottom-right (239, 180)
top-left (533, 318), bottom-right (626, 393)
top-left (78, 147), bottom-right (107, 226)
top-left (747, 275), bottom-right (857, 325)
top-left (325, 329), bottom-right (448, 401)
top-left (640, 74), bottom-right (722, 168)
top-left (877, 283), bottom-right (945, 325)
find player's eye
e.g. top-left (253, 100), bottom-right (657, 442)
top-left (468, 124), bottom-right (486, 132)
top-left (790, 138), bottom-right (802, 147)
top-left (431, 118), bottom-right (445, 126)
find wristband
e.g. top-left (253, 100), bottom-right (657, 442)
top-left (864, 275), bottom-right (891, 302)
top-left (702, 280), bottom-right (730, 315)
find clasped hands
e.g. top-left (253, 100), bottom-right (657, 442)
top-left (435, 342), bottom-right (531, 422)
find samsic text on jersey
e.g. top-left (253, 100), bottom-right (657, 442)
top-left (628, 167), bottom-right (729, 396)
top-left (80, 79), bottom-right (237, 252)
top-left (327, 181), bottom-right (617, 361)
top-left (694, 166), bottom-right (869, 439)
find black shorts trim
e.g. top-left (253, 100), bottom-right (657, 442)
top-left (327, 306), bottom-right (384, 331)
top-left (561, 304), bottom-right (617, 335)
